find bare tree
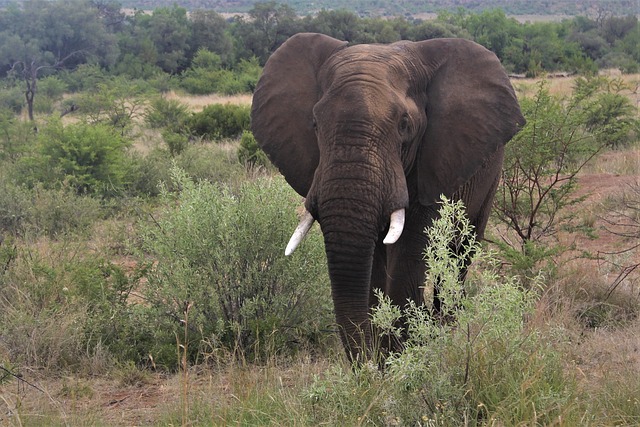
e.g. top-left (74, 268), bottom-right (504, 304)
top-left (11, 52), bottom-right (83, 121)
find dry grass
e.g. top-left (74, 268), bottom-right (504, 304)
top-left (584, 146), bottom-right (640, 176)
top-left (0, 355), bottom-right (336, 426)
top-left (513, 72), bottom-right (640, 99)
top-left (164, 90), bottom-right (252, 111)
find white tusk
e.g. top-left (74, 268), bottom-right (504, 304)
top-left (285, 210), bottom-right (315, 256)
top-left (383, 208), bottom-right (405, 245)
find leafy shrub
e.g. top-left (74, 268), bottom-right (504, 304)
top-left (144, 97), bottom-right (193, 155)
top-left (37, 76), bottom-right (68, 100)
top-left (214, 57), bottom-right (261, 94)
top-left (0, 242), bottom-right (109, 370)
top-left (180, 50), bottom-right (261, 95)
top-left (305, 197), bottom-right (576, 425)
top-left (137, 168), bottom-right (330, 367)
top-left (162, 129), bottom-right (190, 156)
top-left (59, 64), bottom-right (108, 93)
top-left (0, 112), bottom-right (36, 162)
top-left (28, 185), bottom-right (104, 237)
top-left (144, 97), bottom-right (191, 132)
top-left (128, 143), bottom-right (247, 197)
top-left (127, 149), bottom-right (171, 197)
top-left (172, 143), bottom-right (247, 186)
top-left (0, 181), bottom-right (102, 238)
top-left (187, 103), bottom-right (250, 141)
top-left (0, 85), bottom-right (25, 114)
top-left (0, 176), bottom-right (31, 235)
top-left (18, 119), bottom-right (132, 197)
top-left (72, 77), bottom-right (148, 135)
top-left (237, 130), bottom-right (269, 167)
top-left (597, 52), bottom-right (639, 73)
top-left (575, 76), bottom-right (639, 148)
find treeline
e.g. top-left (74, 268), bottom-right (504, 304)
top-left (110, 0), bottom-right (640, 17)
top-left (0, 0), bottom-right (638, 118)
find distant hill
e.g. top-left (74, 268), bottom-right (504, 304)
top-left (111, 0), bottom-right (637, 16)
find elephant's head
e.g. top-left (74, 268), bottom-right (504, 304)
top-left (251, 33), bottom-right (524, 359)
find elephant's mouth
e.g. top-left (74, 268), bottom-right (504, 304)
top-left (284, 207), bottom-right (405, 256)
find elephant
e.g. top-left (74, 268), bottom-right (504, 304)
top-left (251, 33), bottom-right (525, 361)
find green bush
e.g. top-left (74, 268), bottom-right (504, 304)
top-left (0, 232), bottom-right (149, 371)
top-left (187, 103), bottom-right (250, 141)
top-left (172, 142), bottom-right (247, 186)
top-left (144, 97), bottom-right (191, 132)
top-left (179, 50), bottom-right (261, 95)
top-left (161, 129), bottom-right (189, 156)
top-left (37, 76), bottom-right (68, 100)
top-left (34, 76), bottom-right (68, 114)
top-left (0, 181), bottom-right (102, 238)
top-left (0, 86), bottom-right (25, 115)
top-left (18, 119), bottom-right (132, 197)
top-left (576, 77), bottom-right (639, 148)
top-left (137, 168), bottom-right (330, 367)
top-left (237, 130), bottom-right (269, 167)
top-left (597, 52), bottom-right (639, 73)
top-left (128, 143), bottom-right (247, 197)
top-left (304, 197), bottom-right (577, 426)
top-left (72, 77), bottom-right (148, 136)
top-left (59, 64), bottom-right (108, 93)
top-left (0, 111), bottom-right (36, 162)
top-left (144, 97), bottom-right (192, 156)
top-left (127, 149), bottom-right (171, 197)
top-left (0, 176), bottom-right (31, 235)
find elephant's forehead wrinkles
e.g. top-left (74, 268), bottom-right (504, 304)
top-left (325, 50), bottom-right (408, 82)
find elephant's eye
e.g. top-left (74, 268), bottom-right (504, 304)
top-left (398, 114), bottom-right (410, 134)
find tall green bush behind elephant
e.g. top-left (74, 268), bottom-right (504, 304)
top-left (251, 33), bottom-right (525, 360)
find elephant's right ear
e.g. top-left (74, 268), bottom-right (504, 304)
top-left (251, 33), bottom-right (347, 196)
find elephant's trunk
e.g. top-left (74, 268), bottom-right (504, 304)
top-left (304, 135), bottom-right (409, 360)
top-left (320, 201), bottom-right (379, 360)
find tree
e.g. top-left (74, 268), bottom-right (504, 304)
top-left (410, 20), bottom-right (468, 41)
top-left (146, 6), bottom-right (191, 74)
top-left (112, 12), bottom-right (160, 79)
top-left (304, 9), bottom-right (363, 43)
top-left (189, 10), bottom-right (234, 67)
top-left (0, 0), bottom-right (118, 121)
top-left (231, 1), bottom-right (301, 65)
top-left (462, 9), bottom-right (521, 61)
top-left (493, 78), bottom-right (638, 275)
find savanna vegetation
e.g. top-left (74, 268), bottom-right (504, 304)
top-left (0, 0), bottom-right (639, 425)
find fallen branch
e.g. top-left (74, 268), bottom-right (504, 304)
top-left (0, 366), bottom-right (45, 393)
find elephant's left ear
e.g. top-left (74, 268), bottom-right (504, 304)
top-left (413, 38), bottom-right (525, 206)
